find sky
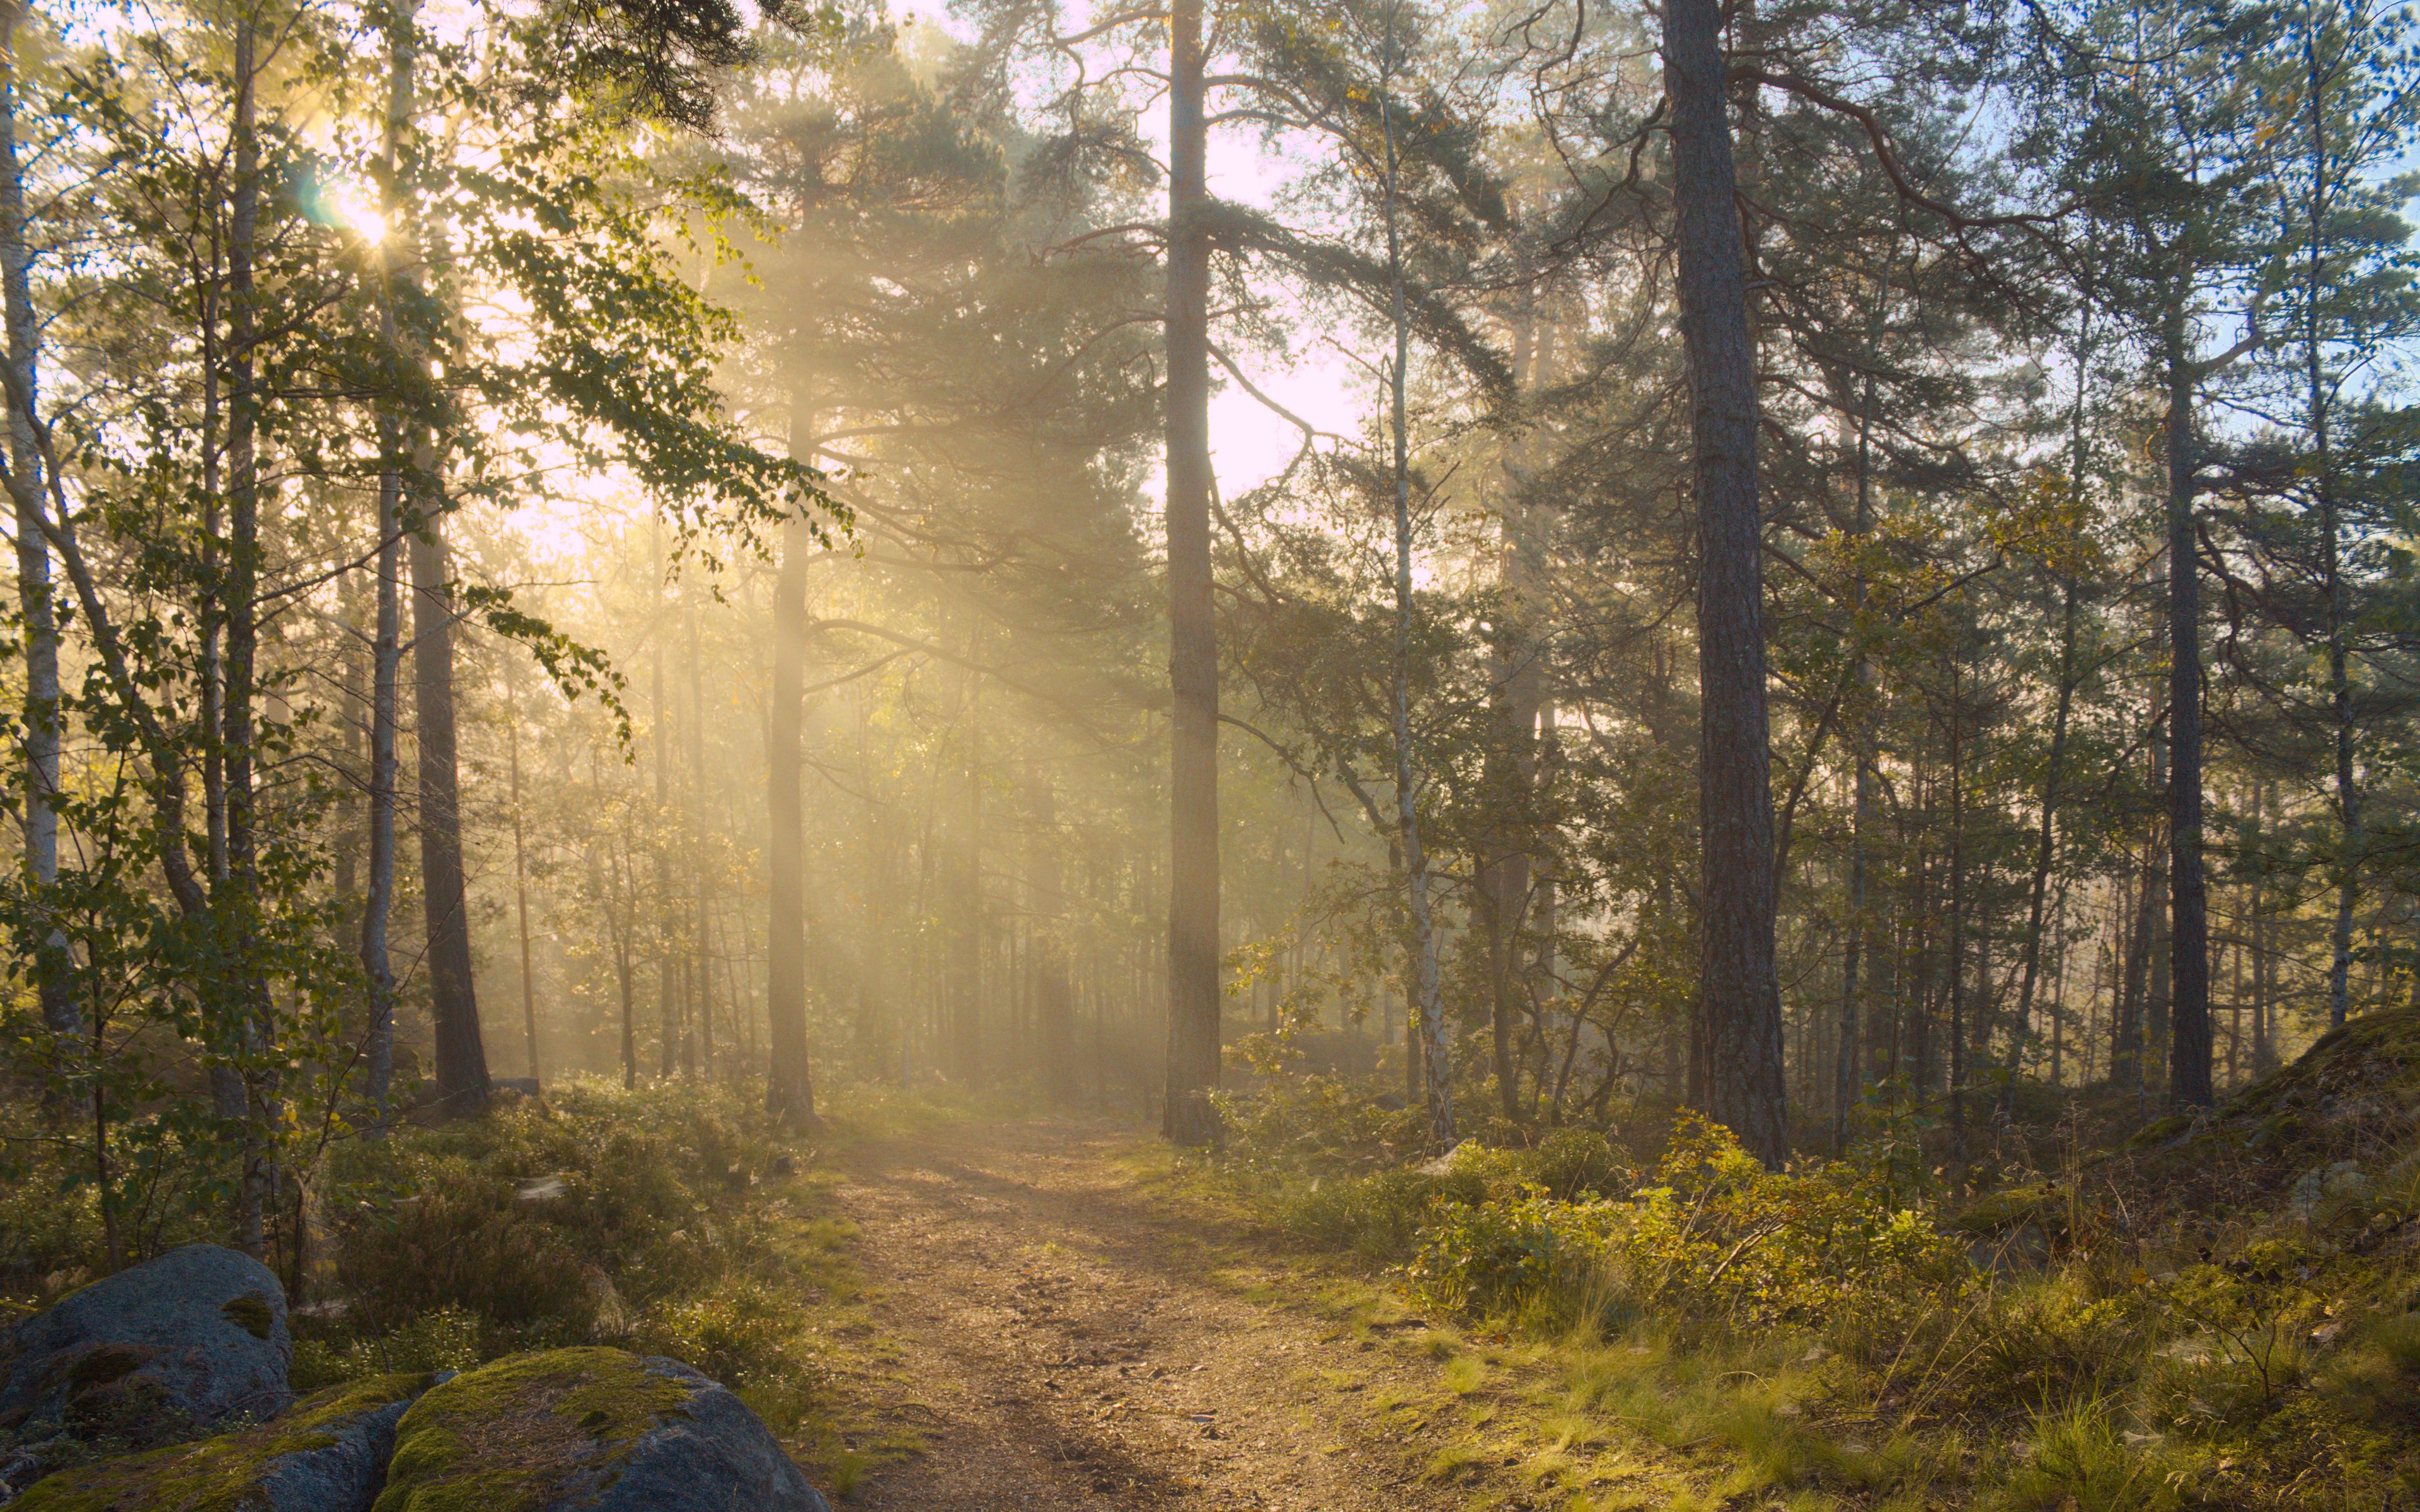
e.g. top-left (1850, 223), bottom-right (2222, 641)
top-left (894, 3), bottom-right (1376, 505)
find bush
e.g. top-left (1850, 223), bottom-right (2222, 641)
top-left (1281, 1168), bottom-right (1440, 1262)
top-left (1607, 1116), bottom-right (1969, 1346)
top-left (299, 1079), bottom-right (837, 1439)
top-left (1403, 1190), bottom-right (1618, 1325)
top-left (1216, 1075), bottom-right (1426, 1175)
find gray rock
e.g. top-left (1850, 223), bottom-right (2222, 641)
top-left (0, 1245), bottom-right (292, 1447)
top-left (248, 1378), bottom-right (419, 1511)
top-left (598, 1359), bottom-right (833, 1512)
top-left (377, 1346), bottom-right (831, 1512)
top-left (7, 1373), bottom-right (438, 1512)
top-left (2290, 1159), bottom-right (2370, 1219)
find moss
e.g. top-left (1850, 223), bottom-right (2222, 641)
top-left (2127, 1114), bottom-right (2192, 1149)
top-left (62, 1345), bottom-right (144, 1393)
top-left (1954, 1183), bottom-right (2063, 1236)
top-left (371, 1348), bottom-right (696, 1512)
top-left (12, 1374), bottom-right (432, 1512)
top-left (220, 1295), bottom-right (274, 1342)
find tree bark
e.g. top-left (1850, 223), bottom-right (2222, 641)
top-left (1161, 0), bottom-right (1221, 1146)
top-left (222, 13), bottom-right (274, 1255)
top-left (654, 631), bottom-right (677, 1079)
top-left (1834, 370), bottom-right (1876, 1154)
top-left (765, 450), bottom-right (817, 1126)
top-left (412, 513), bottom-right (490, 1114)
top-left (2162, 299), bottom-right (2214, 1109)
top-left (0, 0), bottom-right (73, 1043)
top-left (507, 673), bottom-right (539, 1085)
top-left (688, 604), bottom-right (713, 1076)
top-left (948, 660), bottom-right (983, 1083)
top-left (2305, 30), bottom-right (2358, 1032)
top-left (1946, 655), bottom-right (1967, 1160)
top-left (1374, 25), bottom-right (1456, 1148)
top-left (1028, 772), bottom-right (1075, 1101)
top-left (358, 3), bottom-right (422, 1129)
top-left (363, 457), bottom-right (404, 1123)
top-left (1662, 0), bottom-right (1786, 1165)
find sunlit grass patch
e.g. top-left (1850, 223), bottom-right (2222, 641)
top-left (1421, 1437), bottom-right (1494, 1482)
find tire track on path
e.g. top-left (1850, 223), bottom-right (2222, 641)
top-left (832, 1118), bottom-right (1481, 1511)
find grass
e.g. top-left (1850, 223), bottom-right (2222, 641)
top-left (0, 1077), bottom-right (1005, 1496)
top-left (287, 1079), bottom-right (932, 1488)
top-left (1138, 1038), bottom-right (2420, 1512)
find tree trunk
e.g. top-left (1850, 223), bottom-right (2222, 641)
top-left (362, 457), bottom-right (403, 1123)
top-left (2251, 781), bottom-right (2273, 1074)
top-left (1834, 372), bottom-right (1876, 1154)
top-left (359, 4), bottom-right (418, 1128)
top-left (688, 604), bottom-right (713, 1077)
top-left (2305, 39), bottom-right (2358, 1032)
top-left (2162, 300), bottom-right (2214, 1109)
top-left (2015, 580), bottom-right (2076, 1060)
top-left (1376, 33), bottom-right (1456, 1148)
top-left (1946, 655), bottom-right (1967, 1160)
top-left (507, 674), bottom-right (539, 1085)
top-left (223, 13), bottom-right (272, 1256)
top-left (949, 663), bottom-right (983, 1083)
top-left (1482, 288), bottom-right (1547, 1126)
top-left (0, 0), bottom-right (74, 1043)
top-left (1161, 0), bottom-right (1221, 1146)
top-left (412, 513), bottom-right (490, 1114)
top-left (654, 633), bottom-right (676, 1079)
top-left (765, 476), bottom-right (816, 1126)
top-left (1029, 772), bottom-right (1075, 1102)
top-left (1662, 0), bottom-right (1786, 1165)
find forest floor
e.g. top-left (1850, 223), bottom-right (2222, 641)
top-left (823, 1116), bottom-right (1710, 1512)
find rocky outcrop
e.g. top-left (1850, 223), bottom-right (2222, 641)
top-left (8, 1373), bottom-right (435, 1512)
top-left (0, 1269), bottom-right (834, 1512)
top-left (372, 1348), bottom-right (832, 1512)
top-left (0, 1246), bottom-right (292, 1448)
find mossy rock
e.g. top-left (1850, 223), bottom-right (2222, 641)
top-left (372, 1348), bottom-right (829, 1512)
top-left (2124, 1113), bottom-right (2199, 1151)
top-left (2116, 1007), bottom-right (2420, 1213)
top-left (11, 1372), bottom-right (434, 1512)
top-left (0, 1246), bottom-right (293, 1448)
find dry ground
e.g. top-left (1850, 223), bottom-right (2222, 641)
top-left (827, 1118), bottom-right (1698, 1512)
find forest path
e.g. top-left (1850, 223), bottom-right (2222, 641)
top-left (828, 1116), bottom-right (1623, 1511)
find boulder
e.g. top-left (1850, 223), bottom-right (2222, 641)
top-left (373, 1347), bottom-right (831, 1512)
top-left (8, 1373), bottom-right (436, 1512)
top-left (0, 1246), bottom-right (292, 1447)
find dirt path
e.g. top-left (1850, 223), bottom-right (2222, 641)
top-left (829, 1118), bottom-right (1499, 1511)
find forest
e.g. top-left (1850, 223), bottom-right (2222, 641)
top-left (2, 0), bottom-right (2420, 1507)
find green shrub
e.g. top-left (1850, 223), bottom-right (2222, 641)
top-left (291, 1305), bottom-right (488, 1389)
top-left (630, 1275), bottom-right (831, 1429)
top-left (1607, 1117), bottom-right (1968, 1344)
top-left (1950, 1273), bottom-right (2148, 1415)
top-left (1281, 1168), bottom-right (1441, 1261)
top-left (1523, 1128), bottom-right (1634, 1201)
top-left (1216, 1075), bottom-right (1426, 1175)
top-left (1403, 1191), bottom-right (1618, 1324)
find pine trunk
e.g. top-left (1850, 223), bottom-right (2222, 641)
top-left (766, 491), bottom-right (817, 1126)
top-left (1161, 0), bottom-right (1221, 1146)
top-left (1662, 0), bottom-right (1787, 1164)
top-left (412, 514), bottom-right (490, 1114)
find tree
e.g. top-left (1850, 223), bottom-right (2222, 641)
top-left (1662, 0), bottom-right (1788, 1164)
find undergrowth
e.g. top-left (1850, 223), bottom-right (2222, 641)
top-left (2, 1077), bottom-right (975, 1493)
top-left (1214, 1026), bottom-right (2420, 1511)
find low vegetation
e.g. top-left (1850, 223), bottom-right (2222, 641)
top-left (1209, 1012), bottom-right (2420, 1510)
top-left (0, 1082), bottom-right (923, 1496)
